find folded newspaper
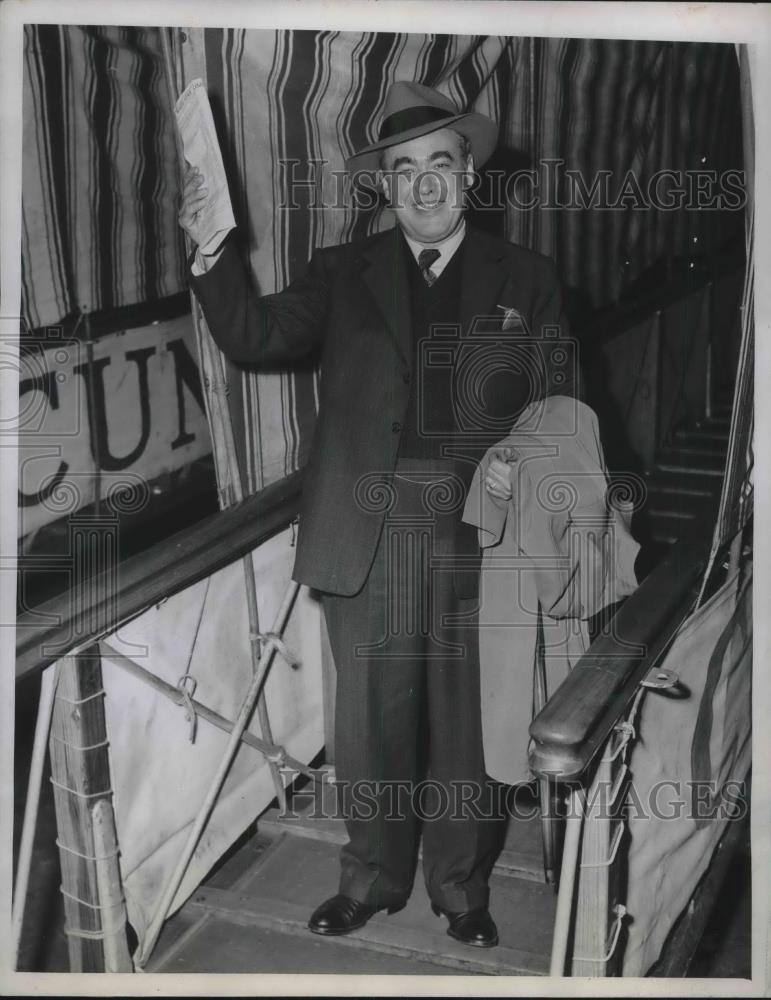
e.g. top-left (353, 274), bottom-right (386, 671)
top-left (174, 78), bottom-right (236, 256)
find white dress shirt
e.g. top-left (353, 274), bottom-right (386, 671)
top-left (402, 217), bottom-right (466, 279)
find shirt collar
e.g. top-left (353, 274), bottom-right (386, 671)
top-left (402, 217), bottom-right (467, 279)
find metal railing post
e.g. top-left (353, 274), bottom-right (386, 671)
top-left (550, 785), bottom-right (585, 976)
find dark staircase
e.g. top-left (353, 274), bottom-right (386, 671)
top-left (634, 390), bottom-right (732, 575)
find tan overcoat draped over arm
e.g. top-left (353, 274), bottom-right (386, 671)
top-left (462, 396), bottom-right (640, 784)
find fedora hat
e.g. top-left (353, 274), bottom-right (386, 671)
top-left (344, 80), bottom-right (498, 179)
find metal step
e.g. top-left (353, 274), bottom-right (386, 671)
top-left (658, 445), bottom-right (726, 464)
top-left (656, 455), bottom-right (725, 476)
top-left (645, 507), bottom-right (698, 522)
top-left (672, 433), bottom-right (729, 454)
top-left (675, 427), bottom-right (730, 445)
top-left (644, 470), bottom-right (721, 500)
top-left (645, 511), bottom-right (697, 545)
top-left (696, 415), bottom-right (731, 432)
top-left (650, 532), bottom-right (679, 548)
top-left (644, 485), bottom-right (720, 511)
top-left (642, 483), bottom-right (719, 543)
top-left (645, 485), bottom-right (716, 506)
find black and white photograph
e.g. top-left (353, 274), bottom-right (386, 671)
top-left (1, 1), bottom-right (769, 994)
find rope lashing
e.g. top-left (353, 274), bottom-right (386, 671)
top-left (49, 777), bottom-right (113, 799)
top-left (580, 821), bottom-right (625, 869)
top-left (265, 745), bottom-right (288, 767)
top-left (601, 721), bottom-right (635, 764)
top-left (626, 683), bottom-right (648, 734)
top-left (60, 885), bottom-right (118, 910)
top-left (203, 375), bottom-right (231, 397)
top-left (176, 673), bottom-right (199, 743)
top-left (64, 926), bottom-right (108, 941)
top-left (573, 904), bottom-right (627, 964)
top-left (49, 733), bottom-right (109, 752)
top-left (55, 689), bottom-right (106, 706)
top-left (249, 631), bottom-right (300, 668)
top-left (56, 838), bottom-right (119, 863)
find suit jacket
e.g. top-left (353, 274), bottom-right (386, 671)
top-left (190, 224), bottom-right (579, 596)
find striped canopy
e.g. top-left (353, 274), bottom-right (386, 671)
top-left (21, 26), bottom-right (744, 492)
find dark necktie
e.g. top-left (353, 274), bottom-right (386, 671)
top-left (418, 248), bottom-right (441, 286)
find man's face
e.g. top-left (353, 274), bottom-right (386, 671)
top-left (379, 128), bottom-right (473, 244)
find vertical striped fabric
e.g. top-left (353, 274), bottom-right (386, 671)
top-left (21, 25), bottom-right (186, 329)
top-left (498, 38), bottom-right (743, 307)
top-left (195, 30), bottom-right (743, 491)
top-left (22, 27), bottom-right (744, 494)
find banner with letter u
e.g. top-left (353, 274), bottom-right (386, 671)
top-left (18, 314), bottom-right (211, 537)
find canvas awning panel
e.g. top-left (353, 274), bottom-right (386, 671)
top-left (96, 527), bottom-right (324, 954)
top-left (621, 566), bottom-right (752, 975)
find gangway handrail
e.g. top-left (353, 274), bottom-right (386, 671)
top-left (528, 521), bottom-right (714, 781)
top-left (15, 470), bottom-right (303, 684)
top-left (575, 246), bottom-right (744, 347)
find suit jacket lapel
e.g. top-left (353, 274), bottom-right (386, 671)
top-left (357, 224), bottom-right (512, 366)
top-left (459, 227), bottom-right (511, 338)
top-left (358, 227), bottom-right (412, 366)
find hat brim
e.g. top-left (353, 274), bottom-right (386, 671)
top-left (344, 112), bottom-right (498, 187)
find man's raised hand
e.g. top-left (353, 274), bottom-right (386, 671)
top-left (178, 164), bottom-right (208, 247)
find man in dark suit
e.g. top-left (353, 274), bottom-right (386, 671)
top-left (179, 81), bottom-right (577, 949)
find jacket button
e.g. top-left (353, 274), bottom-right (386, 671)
top-left (391, 421), bottom-right (402, 433)
top-left (402, 372), bottom-right (411, 383)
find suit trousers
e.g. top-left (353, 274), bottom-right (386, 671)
top-left (321, 456), bottom-right (505, 913)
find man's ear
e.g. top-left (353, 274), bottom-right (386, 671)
top-left (379, 169), bottom-right (391, 202)
top-left (464, 153), bottom-right (475, 189)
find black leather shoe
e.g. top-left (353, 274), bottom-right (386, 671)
top-left (431, 902), bottom-right (499, 948)
top-left (309, 893), bottom-right (406, 936)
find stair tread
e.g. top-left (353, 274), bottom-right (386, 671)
top-left (671, 437), bottom-right (729, 454)
top-left (193, 835), bottom-right (554, 974)
top-left (645, 507), bottom-right (698, 520)
top-left (656, 461), bottom-right (724, 478)
top-left (696, 416), bottom-right (731, 430)
top-left (675, 428), bottom-right (730, 443)
top-left (658, 446), bottom-right (726, 463)
top-left (646, 482), bottom-right (718, 498)
top-left (645, 470), bottom-right (722, 496)
top-left (645, 514), bottom-right (697, 545)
